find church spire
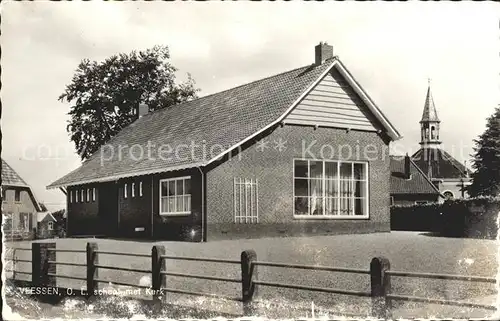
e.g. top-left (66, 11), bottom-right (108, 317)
top-left (420, 79), bottom-right (440, 123)
top-left (419, 80), bottom-right (441, 147)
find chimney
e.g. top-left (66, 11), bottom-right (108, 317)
top-left (138, 103), bottom-right (149, 119)
top-left (315, 42), bottom-right (334, 65)
top-left (404, 154), bottom-right (412, 180)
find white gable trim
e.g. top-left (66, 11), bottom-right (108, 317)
top-left (206, 58), bottom-right (402, 166)
top-left (206, 60), bottom-right (338, 165)
top-left (334, 60), bottom-right (402, 141)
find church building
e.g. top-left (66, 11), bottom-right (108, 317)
top-left (411, 83), bottom-right (472, 200)
top-left (390, 82), bottom-right (471, 205)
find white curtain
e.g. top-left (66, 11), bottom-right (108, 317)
top-left (340, 164), bottom-right (353, 215)
top-left (310, 162), bottom-right (323, 215)
top-left (325, 162), bottom-right (337, 215)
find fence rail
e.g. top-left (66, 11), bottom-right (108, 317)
top-left (6, 270), bottom-right (32, 275)
top-left (254, 280), bottom-right (371, 297)
top-left (5, 258), bottom-right (32, 263)
top-left (96, 250), bottom-right (150, 258)
top-left (95, 265), bottom-right (151, 274)
top-left (47, 273), bottom-right (87, 281)
top-left (47, 248), bottom-right (85, 253)
top-left (254, 261), bottom-right (370, 274)
top-left (161, 255), bottom-right (240, 264)
top-left (48, 261), bottom-right (86, 267)
top-left (163, 271), bottom-right (241, 283)
top-left (95, 279), bottom-right (151, 289)
top-left (386, 270), bottom-right (496, 283)
top-left (5, 242), bottom-right (497, 318)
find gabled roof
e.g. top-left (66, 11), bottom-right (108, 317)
top-left (2, 158), bottom-right (28, 186)
top-left (411, 147), bottom-right (471, 179)
top-left (420, 85), bottom-right (440, 123)
top-left (37, 212), bottom-right (57, 223)
top-left (390, 155), bottom-right (442, 195)
top-left (48, 57), bottom-right (402, 189)
top-left (2, 158), bottom-right (43, 211)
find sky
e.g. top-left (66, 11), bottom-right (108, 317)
top-left (2, 2), bottom-right (499, 212)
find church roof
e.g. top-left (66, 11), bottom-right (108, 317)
top-left (390, 155), bottom-right (442, 195)
top-left (420, 85), bottom-right (440, 123)
top-left (411, 148), bottom-right (471, 179)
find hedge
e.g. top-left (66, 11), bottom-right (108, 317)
top-left (390, 196), bottom-right (500, 239)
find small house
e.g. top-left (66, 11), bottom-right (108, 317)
top-left (37, 211), bottom-right (57, 239)
top-left (2, 158), bottom-right (42, 240)
top-left (48, 43), bottom-right (402, 241)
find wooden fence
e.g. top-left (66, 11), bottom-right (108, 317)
top-left (4, 243), bottom-right (497, 318)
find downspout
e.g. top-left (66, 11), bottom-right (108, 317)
top-left (197, 167), bottom-right (205, 242)
top-left (151, 176), bottom-right (154, 239)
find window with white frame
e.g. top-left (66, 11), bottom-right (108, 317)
top-left (160, 177), bottom-right (191, 215)
top-left (139, 182), bottom-right (143, 197)
top-left (131, 183), bottom-right (135, 198)
top-left (70, 190), bottom-right (73, 203)
top-left (76, 190), bottom-right (79, 203)
top-left (80, 189), bottom-right (84, 203)
top-left (124, 183), bottom-right (128, 199)
top-left (294, 159), bottom-right (368, 218)
top-left (92, 188), bottom-right (96, 201)
top-left (87, 189), bottom-right (90, 202)
top-left (48, 221), bottom-right (54, 231)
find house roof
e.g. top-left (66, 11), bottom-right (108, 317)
top-left (2, 158), bottom-right (43, 212)
top-left (2, 158), bottom-right (28, 186)
top-left (37, 212), bottom-right (57, 223)
top-left (411, 147), bottom-right (471, 179)
top-left (420, 85), bottom-right (440, 123)
top-left (48, 57), bottom-right (402, 189)
top-left (390, 155), bottom-right (442, 195)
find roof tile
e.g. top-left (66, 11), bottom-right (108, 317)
top-left (390, 156), bottom-right (441, 195)
top-left (49, 60), bottom-right (334, 187)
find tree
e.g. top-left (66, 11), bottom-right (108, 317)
top-left (466, 106), bottom-right (500, 197)
top-left (59, 45), bottom-right (199, 160)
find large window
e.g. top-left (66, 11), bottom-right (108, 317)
top-left (294, 159), bottom-right (368, 218)
top-left (160, 177), bottom-right (191, 215)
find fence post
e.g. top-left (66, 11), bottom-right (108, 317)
top-left (152, 245), bottom-right (166, 303)
top-left (86, 242), bottom-right (98, 298)
top-left (370, 256), bottom-right (391, 319)
top-left (241, 250), bottom-right (257, 316)
top-left (13, 249), bottom-right (17, 281)
top-left (32, 242), bottom-right (56, 299)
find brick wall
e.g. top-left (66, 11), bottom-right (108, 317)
top-left (151, 168), bottom-right (203, 242)
top-left (206, 124), bottom-right (391, 240)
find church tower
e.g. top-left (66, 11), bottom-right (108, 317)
top-left (411, 80), bottom-right (471, 200)
top-left (419, 81), bottom-right (441, 148)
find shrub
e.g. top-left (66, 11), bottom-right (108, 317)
top-left (440, 196), bottom-right (500, 238)
top-left (390, 196), bottom-right (500, 239)
top-left (390, 203), bottom-right (442, 232)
